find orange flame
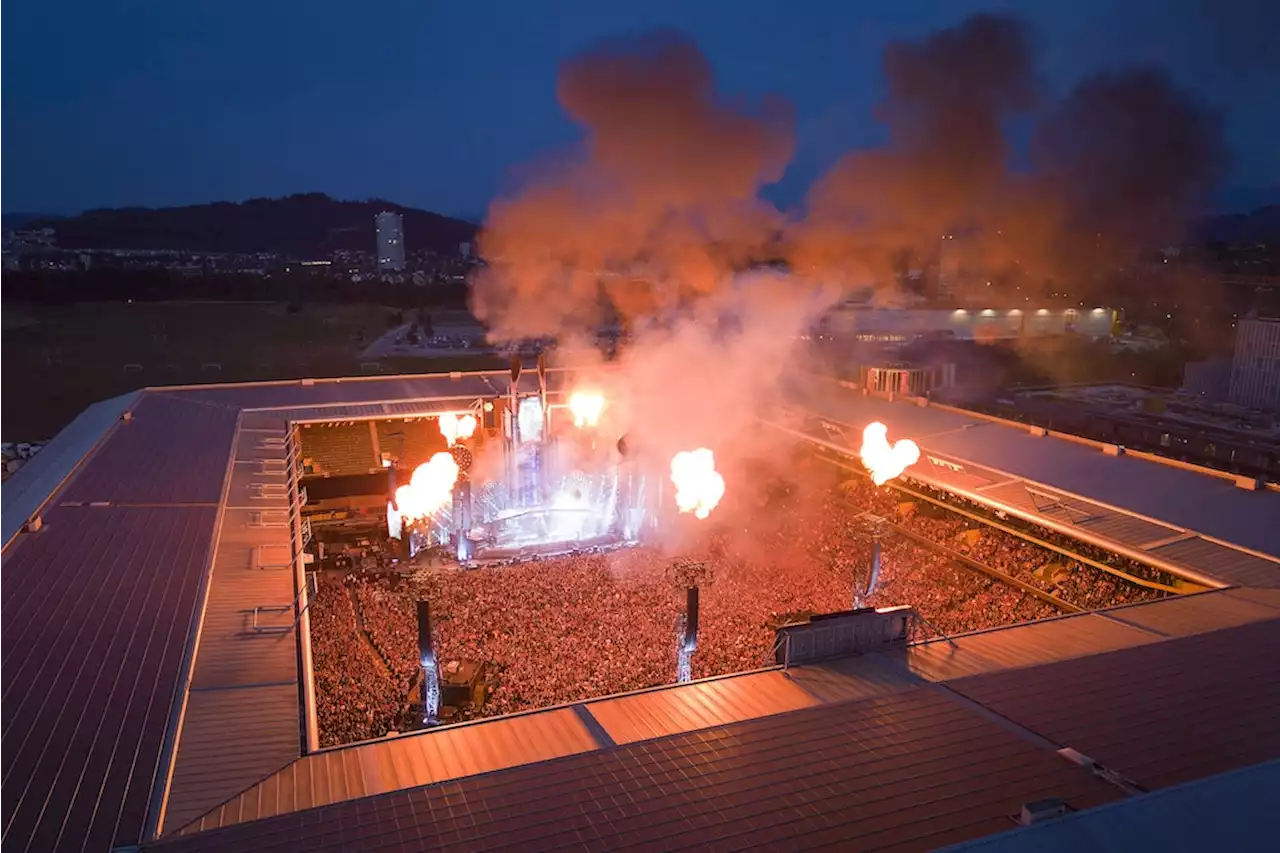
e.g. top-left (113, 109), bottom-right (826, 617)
top-left (568, 390), bottom-right (606, 428)
top-left (393, 451), bottom-right (460, 523)
top-left (439, 412), bottom-right (478, 446)
top-left (670, 448), bottom-right (726, 520)
top-left (859, 422), bottom-right (920, 486)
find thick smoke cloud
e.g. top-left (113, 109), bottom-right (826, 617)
top-left (476, 14), bottom-right (1227, 327)
top-left (1031, 67), bottom-right (1227, 255)
top-left (466, 11), bottom-right (1230, 536)
top-left (791, 14), bottom-right (1040, 292)
top-left (792, 14), bottom-right (1227, 298)
top-left (474, 29), bottom-right (794, 339)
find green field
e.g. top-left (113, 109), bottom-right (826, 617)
top-left (2, 301), bottom-right (502, 440)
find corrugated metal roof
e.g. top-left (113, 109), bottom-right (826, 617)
top-left (381, 398), bottom-right (480, 416)
top-left (949, 619), bottom-right (1280, 791)
top-left (158, 417), bottom-right (303, 835)
top-left (1101, 589), bottom-right (1280, 637)
top-left (779, 393), bottom-right (1280, 587)
top-left (169, 375), bottom-right (505, 410)
top-left (1148, 537), bottom-right (1280, 588)
top-left (238, 412), bottom-right (290, 432)
top-left (893, 613), bottom-right (1159, 682)
top-left (180, 707), bottom-right (598, 835)
top-left (182, 517), bottom-right (298, 691)
top-left (1222, 586), bottom-right (1280, 610)
top-left (159, 686), bottom-right (300, 836)
top-left (940, 760), bottom-right (1280, 853)
top-left (785, 651), bottom-right (924, 703)
top-left (225, 464), bottom-right (291, 510)
top-left (284, 403), bottom-right (399, 421)
top-left (584, 670), bottom-right (818, 745)
top-left (792, 379), bottom-right (1280, 557)
top-left (149, 687), bottom-right (1119, 853)
top-left (1, 390), bottom-right (139, 546)
top-left (59, 393), bottom-right (239, 506)
top-left (1, 504), bottom-right (218, 853)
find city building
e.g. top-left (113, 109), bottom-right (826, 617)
top-left (375, 210), bottom-right (405, 273)
top-left (820, 305), bottom-right (1116, 343)
top-left (1182, 357), bottom-right (1233, 402)
top-left (1230, 318), bottom-right (1280, 409)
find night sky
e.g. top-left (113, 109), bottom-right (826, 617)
top-left (3, 0), bottom-right (1276, 218)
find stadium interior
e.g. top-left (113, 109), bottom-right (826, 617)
top-left (2, 367), bottom-right (1278, 852)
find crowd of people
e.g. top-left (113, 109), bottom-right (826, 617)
top-left (309, 571), bottom-right (407, 746)
top-left (836, 477), bottom-right (1170, 609)
top-left (308, 475), bottom-right (1169, 746)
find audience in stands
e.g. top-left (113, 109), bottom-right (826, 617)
top-left (310, 482), bottom-right (1166, 746)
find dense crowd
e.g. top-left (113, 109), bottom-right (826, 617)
top-left (309, 479), bottom-right (1169, 746)
top-left (836, 477), bottom-right (1169, 609)
top-left (308, 571), bottom-right (406, 746)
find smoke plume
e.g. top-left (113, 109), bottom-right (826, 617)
top-left (469, 14), bottom-right (1229, 506)
top-left (791, 14), bottom-right (1040, 293)
top-left (474, 29), bottom-right (795, 340)
top-left (792, 14), bottom-right (1227, 299)
top-left (1029, 67), bottom-right (1227, 267)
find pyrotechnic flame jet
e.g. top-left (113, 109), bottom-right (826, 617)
top-left (670, 448), bottom-right (726, 520)
top-left (438, 413), bottom-right (478, 447)
top-left (387, 501), bottom-right (403, 540)
top-left (568, 390), bottom-right (606, 428)
top-left (859, 422), bottom-right (920, 486)
top-left (393, 452), bottom-right (460, 524)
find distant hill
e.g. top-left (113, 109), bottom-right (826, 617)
top-left (23, 193), bottom-right (477, 256)
top-left (1198, 205), bottom-right (1280, 245)
top-left (3, 213), bottom-right (65, 231)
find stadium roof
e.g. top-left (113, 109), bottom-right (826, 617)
top-left (3, 369), bottom-right (1279, 852)
top-left (939, 760), bottom-right (1280, 853)
top-left (779, 375), bottom-right (1280, 586)
top-left (156, 591), bottom-right (1280, 852)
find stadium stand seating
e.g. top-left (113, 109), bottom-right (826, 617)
top-left (299, 423), bottom-right (378, 476)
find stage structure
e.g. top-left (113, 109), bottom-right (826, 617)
top-left (774, 606), bottom-right (914, 667)
top-left (380, 365), bottom-right (658, 565)
top-left (850, 513), bottom-right (889, 608)
top-left (455, 365), bottom-right (655, 563)
top-left (417, 600), bottom-right (439, 726)
top-left (676, 587), bottom-right (699, 684)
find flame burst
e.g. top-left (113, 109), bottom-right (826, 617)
top-left (670, 448), bottom-right (726, 520)
top-left (859, 422), bottom-right (920, 486)
top-left (439, 412), bottom-right (478, 446)
top-left (393, 452), bottom-right (460, 523)
top-left (568, 390), bottom-right (607, 428)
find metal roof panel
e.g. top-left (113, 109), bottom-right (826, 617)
top-left (792, 379), bottom-right (1280, 557)
top-left (949, 619), bottom-right (1280, 790)
top-left (584, 670), bottom-right (818, 745)
top-left (894, 613), bottom-right (1159, 681)
top-left (1148, 537), bottom-right (1280, 588)
top-left (151, 688), bottom-right (1119, 853)
top-left (1101, 589), bottom-right (1280, 637)
top-left (180, 706), bottom-right (598, 835)
top-left (1, 505), bottom-right (217, 853)
top-left (59, 393), bottom-right (238, 506)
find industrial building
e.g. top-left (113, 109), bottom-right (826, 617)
top-left (819, 305), bottom-right (1117, 343)
top-left (1230, 317), bottom-right (1280, 409)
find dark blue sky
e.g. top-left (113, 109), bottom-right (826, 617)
top-left (4, 0), bottom-right (1276, 217)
